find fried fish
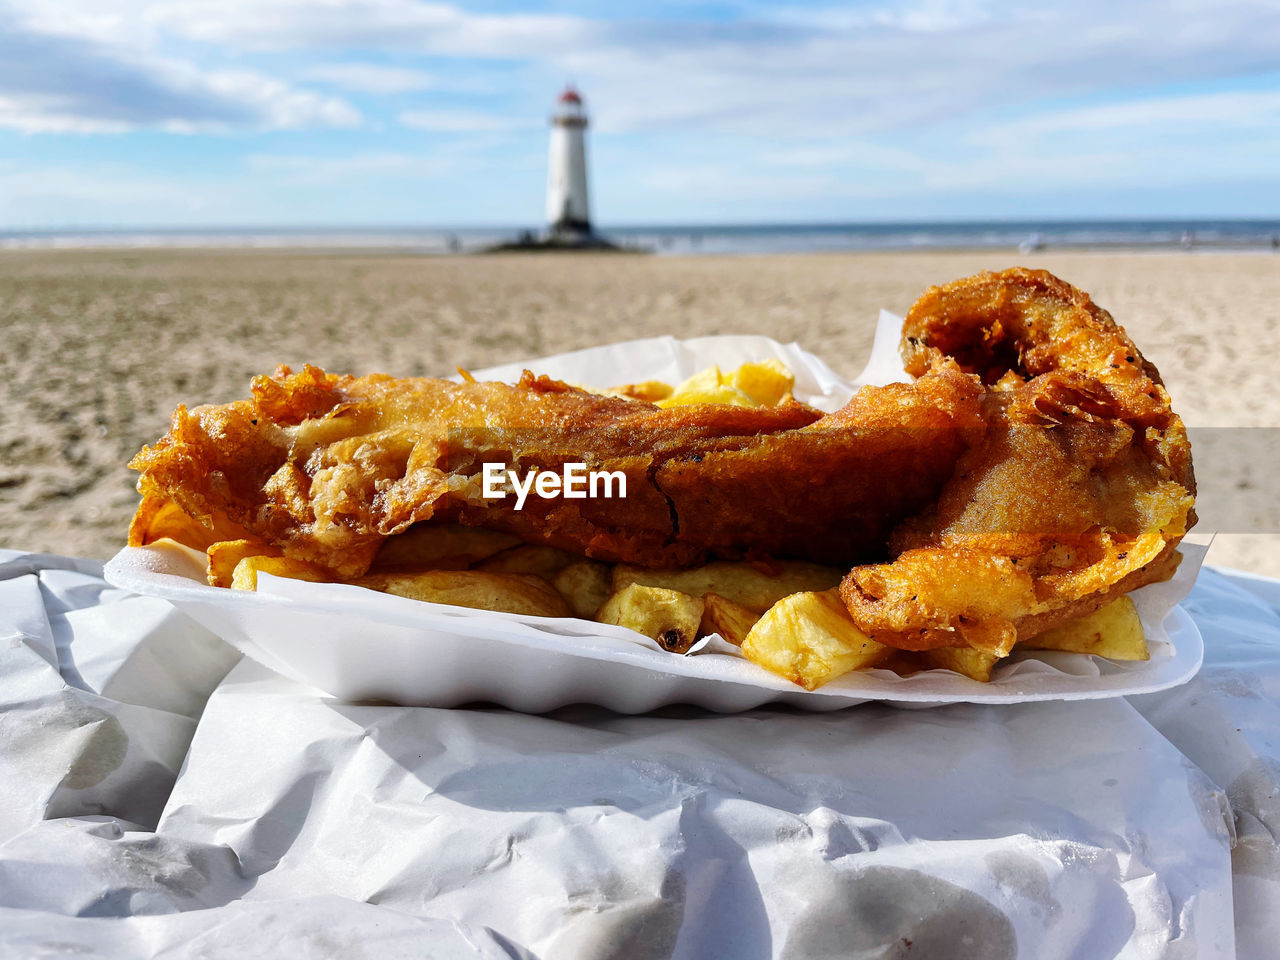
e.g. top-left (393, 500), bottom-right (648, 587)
top-left (128, 268), bottom-right (1195, 656)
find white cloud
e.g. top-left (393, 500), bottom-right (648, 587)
top-left (563, 0), bottom-right (1280, 138)
top-left (139, 0), bottom-right (599, 56)
top-left (0, 97), bottom-right (134, 134)
top-left (6, 2), bottom-right (157, 47)
top-left (303, 63), bottom-right (437, 93)
top-left (7, 0), bottom-right (1280, 140)
top-left (0, 3), bottom-right (361, 133)
top-left (201, 70), bottom-right (363, 130)
top-left (786, 0), bottom-right (1001, 33)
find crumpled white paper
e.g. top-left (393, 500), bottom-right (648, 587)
top-left (4, 546), bottom-right (1280, 957)
top-left (0, 549), bottom-right (239, 843)
top-left (105, 324), bottom-right (1206, 711)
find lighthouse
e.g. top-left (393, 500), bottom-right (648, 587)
top-left (546, 86), bottom-right (592, 240)
top-left (489, 86), bottom-right (620, 251)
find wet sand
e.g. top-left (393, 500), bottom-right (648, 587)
top-left (1, 248), bottom-right (1275, 574)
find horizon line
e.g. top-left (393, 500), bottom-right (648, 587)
top-left (4, 216), bottom-right (1280, 234)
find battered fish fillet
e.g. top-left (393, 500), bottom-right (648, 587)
top-left (841, 268), bottom-right (1195, 655)
top-left (130, 364), bottom-right (982, 579)
top-left (128, 267), bottom-right (1195, 657)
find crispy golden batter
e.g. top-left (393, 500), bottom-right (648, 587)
top-left (840, 268), bottom-right (1195, 654)
top-left (129, 267), bottom-right (1194, 656)
top-left (130, 363), bottom-right (981, 578)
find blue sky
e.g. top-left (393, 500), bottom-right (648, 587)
top-left (2, 0), bottom-right (1278, 228)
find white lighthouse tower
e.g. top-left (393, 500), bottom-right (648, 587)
top-left (546, 86), bottom-right (592, 241)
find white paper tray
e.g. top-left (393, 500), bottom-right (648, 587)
top-left (104, 330), bottom-right (1205, 713)
top-left (105, 540), bottom-right (1202, 713)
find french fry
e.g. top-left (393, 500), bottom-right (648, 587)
top-left (599, 380), bottom-right (675, 403)
top-left (354, 569), bottom-right (570, 618)
top-left (207, 538), bottom-right (282, 588)
top-left (596, 584), bottom-right (705, 653)
top-left (128, 495), bottom-right (247, 551)
top-left (372, 524), bottom-right (519, 571)
top-left (729, 359), bottom-right (794, 407)
top-left (612, 560), bottom-right (843, 613)
top-left (656, 366), bottom-right (761, 409)
top-left (553, 560), bottom-right (612, 619)
top-left (476, 544), bottom-right (578, 577)
top-left (699, 592), bottom-right (760, 646)
top-left (231, 555), bottom-right (331, 591)
top-left (918, 647), bottom-right (1003, 682)
top-left (742, 589), bottom-right (890, 690)
top-left (127, 495), bottom-right (168, 546)
top-left (1022, 596), bottom-right (1149, 661)
top-left (586, 361), bottom-right (793, 408)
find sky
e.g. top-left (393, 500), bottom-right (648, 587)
top-left (1, 0), bottom-right (1279, 228)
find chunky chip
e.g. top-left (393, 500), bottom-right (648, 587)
top-left (596, 584), bottom-right (705, 653)
top-left (354, 569), bottom-right (570, 619)
top-left (917, 647), bottom-right (1003, 682)
top-left (129, 496), bottom-right (249, 552)
top-left (612, 561), bottom-right (842, 613)
top-left (207, 538), bottom-right (282, 588)
top-left (1022, 596), bottom-right (1149, 661)
top-left (729, 359), bottom-right (795, 406)
top-left (656, 366), bottom-right (760, 409)
top-left (742, 589), bottom-right (891, 690)
top-left (231, 555), bottom-right (331, 591)
top-left (581, 360), bottom-right (792, 409)
top-left (595, 380), bottom-right (675, 403)
top-left (699, 592), bottom-right (760, 646)
top-left (553, 560), bottom-right (612, 619)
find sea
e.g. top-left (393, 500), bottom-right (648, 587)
top-left (3, 220), bottom-right (1278, 256)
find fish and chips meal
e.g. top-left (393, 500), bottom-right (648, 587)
top-left (126, 268), bottom-right (1195, 689)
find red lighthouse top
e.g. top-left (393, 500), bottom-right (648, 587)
top-left (558, 86), bottom-right (582, 105)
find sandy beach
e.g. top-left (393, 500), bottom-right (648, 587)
top-left (1, 248), bottom-right (1275, 575)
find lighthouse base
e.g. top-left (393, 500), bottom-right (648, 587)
top-left (484, 224), bottom-right (637, 253)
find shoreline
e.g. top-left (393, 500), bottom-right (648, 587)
top-left (2, 242), bottom-right (1278, 257)
top-left (4, 218), bottom-right (1278, 257)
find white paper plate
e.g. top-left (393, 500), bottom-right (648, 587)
top-left (105, 543), bottom-right (1202, 713)
top-left (104, 331), bottom-right (1205, 713)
